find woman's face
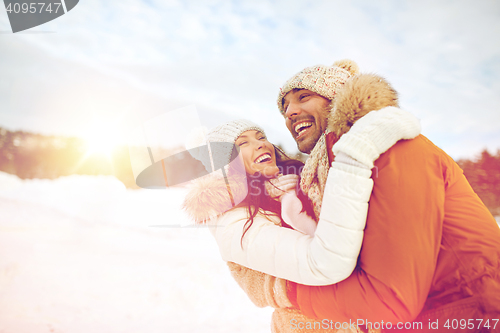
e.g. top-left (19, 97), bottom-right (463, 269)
top-left (235, 130), bottom-right (279, 178)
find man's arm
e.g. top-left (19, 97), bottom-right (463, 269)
top-left (290, 136), bottom-right (445, 323)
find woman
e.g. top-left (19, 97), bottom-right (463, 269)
top-left (183, 108), bottom-right (420, 286)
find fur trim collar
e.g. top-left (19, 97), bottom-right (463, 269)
top-left (183, 173), bottom-right (248, 224)
top-left (328, 73), bottom-right (399, 137)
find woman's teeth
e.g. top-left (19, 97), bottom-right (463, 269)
top-left (255, 153), bottom-right (271, 163)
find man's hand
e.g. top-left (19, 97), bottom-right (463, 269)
top-left (265, 174), bottom-right (299, 201)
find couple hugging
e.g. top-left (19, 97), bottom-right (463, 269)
top-left (183, 59), bottom-right (500, 333)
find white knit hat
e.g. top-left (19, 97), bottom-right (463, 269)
top-left (277, 59), bottom-right (360, 116)
top-left (186, 119), bottom-right (266, 174)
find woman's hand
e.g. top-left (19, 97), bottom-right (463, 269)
top-left (332, 106), bottom-right (421, 168)
top-left (281, 191), bottom-right (317, 236)
top-left (264, 174), bottom-right (299, 201)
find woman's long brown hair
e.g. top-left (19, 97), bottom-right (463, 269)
top-left (236, 145), bottom-right (315, 247)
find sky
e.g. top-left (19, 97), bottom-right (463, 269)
top-left (1, 0), bottom-right (499, 160)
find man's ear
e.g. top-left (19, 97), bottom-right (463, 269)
top-left (327, 74), bottom-right (399, 137)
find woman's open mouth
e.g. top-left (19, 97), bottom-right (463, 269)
top-left (254, 153), bottom-right (272, 164)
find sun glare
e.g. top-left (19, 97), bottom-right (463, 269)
top-left (85, 135), bottom-right (118, 156)
top-left (83, 123), bottom-right (122, 157)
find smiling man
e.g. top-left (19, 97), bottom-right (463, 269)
top-left (282, 89), bottom-right (331, 154)
top-left (277, 61), bottom-right (356, 155)
top-left (275, 60), bottom-right (500, 332)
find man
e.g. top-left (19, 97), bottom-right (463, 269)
top-left (276, 60), bottom-right (500, 332)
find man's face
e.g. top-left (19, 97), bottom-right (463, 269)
top-left (282, 89), bottom-right (331, 154)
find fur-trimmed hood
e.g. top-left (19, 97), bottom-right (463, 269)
top-left (328, 73), bottom-right (399, 137)
top-left (183, 173), bottom-right (248, 224)
top-left (183, 73), bottom-right (399, 224)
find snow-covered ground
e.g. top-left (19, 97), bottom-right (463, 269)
top-left (1, 172), bottom-right (499, 333)
top-left (0, 172), bottom-right (273, 333)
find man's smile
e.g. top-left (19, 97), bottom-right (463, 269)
top-left (292, 118), bottom-right (316, 140)
top-left (294, 121), bottom-right (314, 139)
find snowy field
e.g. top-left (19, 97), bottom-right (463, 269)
top-left (0, 172), bottom-right (273, 333)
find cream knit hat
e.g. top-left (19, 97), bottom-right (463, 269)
top-left (277, 59), bottom-right (360, 115)
top-left (187, 119), bottom-right (266, 174)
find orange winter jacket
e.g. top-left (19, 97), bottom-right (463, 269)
top-left (288, 134), bottom-right (500, 324)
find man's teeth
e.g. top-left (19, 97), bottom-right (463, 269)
top-left (255, 154), bottom-right (271, 163)
top-left (295, 122), bottom-right (313, 135)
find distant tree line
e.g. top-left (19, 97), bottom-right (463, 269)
top-left (0, 127), bottom-right (499, 216)
top-left (0, 127), bottom-right (137, 188)
top-left (457, 150), bottom-right (500, 216)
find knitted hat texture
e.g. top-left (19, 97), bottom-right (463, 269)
top-left (189, 119), bottom-right (266, 173)
top-left (277, 59), bottom-right (360, 116)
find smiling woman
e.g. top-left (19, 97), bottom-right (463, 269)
top-left (235, 130), bottom-right (279, 178)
